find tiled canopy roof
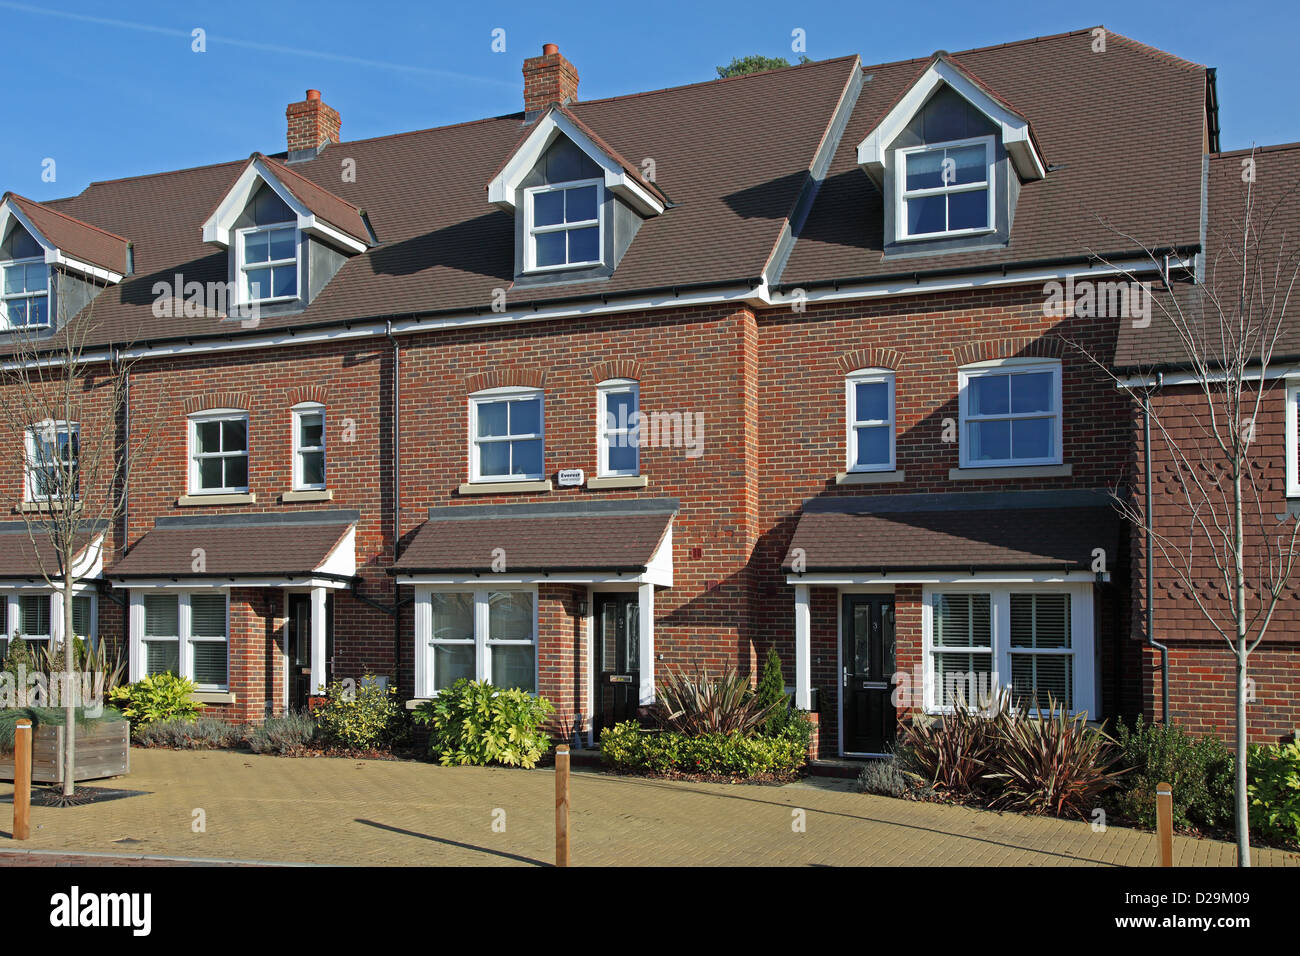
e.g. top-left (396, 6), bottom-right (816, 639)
top-left (392, 500), bottom-right (677, 574)
top-left (782, 491), bottom-right (1119, 573)
top-left (108, 512), bottom-right (356, 579)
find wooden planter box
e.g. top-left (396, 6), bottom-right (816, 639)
top-left (0, 721), bottom-right (130, 784)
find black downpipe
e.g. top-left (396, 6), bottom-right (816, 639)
top-left (387, 323), bottom-right (402, 685)
top-left (1144, 377), bottom-right (1170, 722)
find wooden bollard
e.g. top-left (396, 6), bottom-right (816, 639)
top-left (1156, 781), bottom-right (1173, 867)
top-left (13, 719), bottom-right (32, 841)
top-left (555, 744), bottom-right (570, 867)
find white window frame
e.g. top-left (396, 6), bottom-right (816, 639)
top-left (291, 402), bottom-right (327, 491)
top-left (24, 419), bottom-right (79, 502)
top-left (10, 591), bottom-right (54, 659)
top-left (129, 590), bottom-right (230, 692)
top-left (895, 135), bottom-right (996, 241)
top-left (958, 359), bottom-right (1063, 468)
top-left (0, 256), bottom-right (50, 330)
top-left (845, 368), bottom-right (896, 473)
top-left (920, 582), bottom-right (1095, 717)
top-left (235, 221), bottom-right (300, 306)
top-left (468, 386), bottom-right (545, 483)
top-left (188, 409), bottom-right (250, 495)
top-left (415, 586), bottom-right (539, 698)
top-left (1286, 378), bottom-right (1300, 498)
top-left (523, 178), bottom-right (604, 273)
top-left (597, 379), bottom-right (640, 478)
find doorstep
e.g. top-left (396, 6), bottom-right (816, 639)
top-left (806, 757), bottom-right (872, 779)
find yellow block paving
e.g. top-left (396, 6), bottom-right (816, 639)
top-left (1, 749), bottom-right (1296, 867)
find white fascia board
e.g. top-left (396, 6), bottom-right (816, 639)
top-left (1118, 364), bottom-right (1300, 389)
top-left (1, 201), bottom-right (122, 285)
top-left (772, 255), bottom-right (1165, 308)
top-left (110, 575), bottom-right (350, 590)
top-left (202, 157), bottom-right (366, 253)
top-left (786, 570), bottom-right (1105, 586)
top-left (314, 525), bottom-right (357, 578)
top-left (486, 110), bottom-right (664, 216)
top-left (643, 523), bottom-right (673, 588)
top-left (394, 570), bottom-right (659, 586)
top-left (856, 59), bottom-right (1046, 182)
top-left (71, 534), bottom-right (105, 580)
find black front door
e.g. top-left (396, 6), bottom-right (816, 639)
top-left (286, 594), bottom-right (334, 710)
top-left (842, 594), bottom-right (896, 754)
top-left (594, 593), bottom-right (639, 733)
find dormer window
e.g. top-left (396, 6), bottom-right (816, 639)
top-left (1, 257), bottom-right (48, 329)
top-left (525, 180), bottom-right (602, 271)
top-left (897, 136), bottom-right (994, 240)
top-left (238, 223), bottom-right (299, 304)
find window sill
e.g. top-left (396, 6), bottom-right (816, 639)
top-left (457, 479), bottom-right (552, 495)
top-left (176, 492), bottom-right (258, 506)
top-left (194, 691), bottom-right (237, 704)
top-left (948, 464), bottom-right (1072, 481)
top-left (281, 488), bottom-right (333, 503)
top-left (405, 698), bottom-right (431, 710)
top-left (836, 469), bottom-right (905, 485)
top-left (14, 500), bottom-right (79, 514)
top-left (586, 475), bottom-right (648, 490)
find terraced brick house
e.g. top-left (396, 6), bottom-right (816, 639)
top-left (1, 27), bottom-right (1295, 758)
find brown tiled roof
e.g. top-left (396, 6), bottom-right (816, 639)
top-left (21, 55), bottom-right (859, 353)
top-left (1113, 143), bottom-right (1300, 369)
top-left (0, 521), bottom-right (104, 579)
top-left (391, 500), bottom-right (676, 573)
top-left (780, 28), bottom-right (1207, 287)
top-left (252, 153), bottom-right (370, 244)
top-left (782, 493), bottom-right (1119, 572)
top-left (5, 193), bottom-right (130, 276)
top-left (107, 513), bottom-right (355, 579)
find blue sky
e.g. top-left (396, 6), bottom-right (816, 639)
top-left (2, 0), bottom-right (1295, 199)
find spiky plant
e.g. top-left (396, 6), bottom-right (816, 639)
top-left (655, 662), bottom-right (779, 736)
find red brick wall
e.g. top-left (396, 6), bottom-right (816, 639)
top-left (1131, 380), bottom-right (1300, 741)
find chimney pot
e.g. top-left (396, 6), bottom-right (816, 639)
top-left (306, 89), bottom-right (321, 101)
top-left (542, 43), bottom-right (558, 56)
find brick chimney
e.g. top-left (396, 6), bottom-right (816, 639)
top-left (285, 89), bottom-right (340, 160)
top-left (522, 44), bottom-right (579, 115)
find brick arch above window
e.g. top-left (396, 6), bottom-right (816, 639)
top-left (589, 359), bottom-right (642, 383)
top-left (836, 348), bottom-right (903, 374)
top-left (950, 335), bottom-right (1063, 367)
top-left (184, 392), bottom-right (251, 415)
top-left (287, 385), bottom-right (329, 407)
top-left (464, 368), bottom-right (547, 394)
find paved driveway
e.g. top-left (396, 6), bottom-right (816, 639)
top-left (2, 749), bottom-right (1296, 866)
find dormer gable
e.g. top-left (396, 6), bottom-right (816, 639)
top-left (0, 193), bottom-right (129, 333)
top-left (486, 105), bottom-right (667, 283)
top-left (857, 54), bottom-right (1046, 184)
top-left (201, 154), bottom-right (369, 313)
top-left (856, 54), bottom-right (1046, 255)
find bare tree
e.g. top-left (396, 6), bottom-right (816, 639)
top-left (0, 277), bottom-right (162, 801)
top-left (1070, 150), bottom-right (1300, 865)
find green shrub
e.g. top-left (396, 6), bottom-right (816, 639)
top-left (1111, 716), bottom-right (1234, 829)
top-left (412, 679), bottom-right (554, 768)
top-left (755, 647), bottom-right (786, 719)
top-left (131, 717), bottom-right (241, 749)
top-left (313, 676), bottom-right (405, 751)
top-left (599, 721), bottom-right (807, 778)
top-left (248, 712), bottom-right (319, 755)
top-left (1247, 741), bottom-right (1300, 847)
top-left (108, 673), bottom-right (203, 727)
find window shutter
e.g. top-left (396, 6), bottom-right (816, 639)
top-left (20, 595), bottom-right (50, 637)
top-left (144, 594), bottom-right (179, 636)
top-left (1009, 593), bottom-right (1072, 709)
top-left (191, 642), bottom-right (228, 687)
top-left (189, 594), bottom-right (227, 638)
top-left (72, 596), bottom-right (92, 639)
top-left (933, 593), bottom-right (993, 707)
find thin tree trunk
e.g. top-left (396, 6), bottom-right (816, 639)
top-left (62, 568), bottom-right (76, 797)
top-left (1233, 466), bottom-right (1250, 867)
